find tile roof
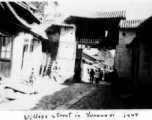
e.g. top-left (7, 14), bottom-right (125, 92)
top-left (83, 52), bottom-right (97, 62)
top-left (0, 32), bottom-right (7, 36)
top-left (43, 20), bottom-right (75, 28)
top-left (119, 19), bottom-right (145, 28)
top-left (69, 10), bottom-right (126, 19)
top-left (31, 20), bottom-right (75, 39)
top-left (140, 16), bottom-right (152, 28)
top-left (14, 2), bottom-right (41, 24)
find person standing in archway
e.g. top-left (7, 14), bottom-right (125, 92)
top-left (89, 69), bottom-right (95, 83)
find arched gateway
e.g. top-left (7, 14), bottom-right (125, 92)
top-left (64, 10), bottom-right (126, 82)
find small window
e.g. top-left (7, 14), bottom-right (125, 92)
top-left (122, 32), bottom-right (126, 36)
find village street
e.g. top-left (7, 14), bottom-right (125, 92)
top-left (1, 1), bottom-right (152, 114)
top-left (0, 79), bottom-right (123, 110)
top-left (1, 77), bottom-right (152, 110)
top-left (0, 78), bottom-right (150, 111)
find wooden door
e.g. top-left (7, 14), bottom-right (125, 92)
top-left (0, 35), bottom-right (13, 78)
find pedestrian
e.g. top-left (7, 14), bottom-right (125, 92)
top-left (94, 69), bottom-right (97, 83)
top-left (95, 69), bottom-right (100, 86)
top-left (89, 69), bottom-right (95, 83)
top-left (105, 71), bottom-right (110, 83)
top-left (51, 61), bottom-right (62, 82)
top-left (111, 68), bottom-right (119, 92)
top-left (100, 70), bottom-right (103, 81)
top-left (104, 70), bottom-right (107, 82)
top-left (108, 69), bottom-right (113, 83)
top-left (29, 68), bottom-right (36, 86)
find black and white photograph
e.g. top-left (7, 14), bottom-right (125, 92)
top-left (0, 0), bottom-right (152, 112)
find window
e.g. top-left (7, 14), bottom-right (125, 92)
top-left (122, 32), bottom-right (126, 36)
top-left (24, 39), bottom-right (33, 52)
top-left (0, 36), bottom-right (13, 59)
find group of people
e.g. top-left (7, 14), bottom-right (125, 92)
top-left (89, 68), bottom-right (103, 86)
top-left (89, 67), bottom-right (119, 89)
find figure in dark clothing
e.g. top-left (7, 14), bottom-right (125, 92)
top-left (104, 71), bottom-right (109, 82)
top-left (108, 71), bottom-right (112, 83)
top-left (89, 69), bottom-right (95, 83)
top-left (111, 68), bottom-right (119, 92)
top-left (100, 70), bottom-right (103, 81)
top-left (95, 69), bottom-right (100, 86)
top-left (29, 68), bottom-right (36, 86)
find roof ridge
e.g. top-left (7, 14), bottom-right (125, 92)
top-left (71, 10), bottom-right (126, 19)
top-left (119, 19), bottom-right (145, 28)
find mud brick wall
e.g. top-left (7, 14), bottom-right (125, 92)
top-left (115, 29), bottom-right (136, 82)
top-left (115, 45), bottom-right (131, 82)
top-left (57, 27), bottom-right (76, 81)
top-left (137, 42), bottom-right (152, 90)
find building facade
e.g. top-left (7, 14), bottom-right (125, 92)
top-left (127, 17), bottom-right (152, 91)
top-left (44, 23), bottom-right (76, 82)
top-left (65, 10), bottom-right (126, 82)
top-left (114, 20), bottom-right (144, 84)
top-left (0, 2), bottom-right (45, 80)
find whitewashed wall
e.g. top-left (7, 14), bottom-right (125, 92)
top-left (31, 40), bottom-right (42, 76)
top-left (57, 27), bottom-right (76, 81)
top-left (11, 33), bottom-right (42, 80)
top-left (11, 32), bottom-right (27, 80)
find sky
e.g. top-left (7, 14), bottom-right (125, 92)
top-left (44, 0), bottom-right (152, 55)
top-left (44, 0), bottom-right (152, 20)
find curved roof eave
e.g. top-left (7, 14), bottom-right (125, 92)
top-left (64, 10), bottom-right (126, 24)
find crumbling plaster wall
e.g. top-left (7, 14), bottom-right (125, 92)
top-left (115, 29), bottom-right (136, 82)
top-left (57, 27), bottom-right (76, 81)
